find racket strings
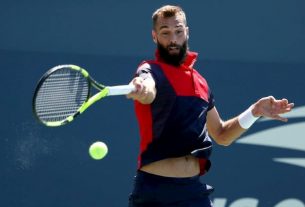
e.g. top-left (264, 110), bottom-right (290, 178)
top-left (35, 68), bottom-right (89, 122)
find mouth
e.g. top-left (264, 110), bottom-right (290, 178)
top-left (167, 46), bottom-right (180, 53)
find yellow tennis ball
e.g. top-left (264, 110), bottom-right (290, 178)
top-left (89, 141), bottom-right (108, 160)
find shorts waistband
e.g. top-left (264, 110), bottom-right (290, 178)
top-left (135, 170), bottom-right (200, 184)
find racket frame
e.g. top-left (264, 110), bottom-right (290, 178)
top-left (32, 65), bottom-right (109, 127)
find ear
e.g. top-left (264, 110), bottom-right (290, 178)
top-left (152, 30), bottom-right (157, 44)
top-left (186, 26), bottom-right (189, 40)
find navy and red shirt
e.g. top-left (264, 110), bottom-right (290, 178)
top-left (134, 50), bottom-right (215, 175)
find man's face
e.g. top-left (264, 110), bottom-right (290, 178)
top-left (152, 14), bottom-right (189, 66)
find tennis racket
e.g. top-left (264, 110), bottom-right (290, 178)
top-left (32, 64), bottom-right (135, 127)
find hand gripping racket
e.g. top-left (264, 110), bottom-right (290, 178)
top-left (32, 64), bottom-right (135, 127)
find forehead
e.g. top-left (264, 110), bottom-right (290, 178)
top-left (155, 15), bottom-right (186, 30)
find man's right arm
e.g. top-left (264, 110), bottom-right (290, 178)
top-left (126, 63), bottom-right (157, 104)
top-left (127, 76), bottom-right (156, 104)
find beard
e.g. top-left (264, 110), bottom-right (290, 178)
top-left (157, 40), bottom-right (188, 66)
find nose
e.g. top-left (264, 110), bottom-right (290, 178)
top-left (170, 34), bottom-right (177, 45)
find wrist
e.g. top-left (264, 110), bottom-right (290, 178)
top-left (238, 105), bottom-right (260, 129)
top-left (251, 104), bottom-right (261, 117)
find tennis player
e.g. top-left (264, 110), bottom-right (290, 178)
top-left (127, 5), bottom-right (294, 207)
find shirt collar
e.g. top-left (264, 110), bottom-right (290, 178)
top-left (155, 49), bottom-right (198, 68)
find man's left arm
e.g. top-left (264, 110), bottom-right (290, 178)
top-left (206, 96), bottom-right (294, 146)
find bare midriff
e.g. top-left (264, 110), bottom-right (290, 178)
top-left (140, 155), bottom-right (200, 178)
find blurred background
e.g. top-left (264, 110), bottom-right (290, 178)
top-left (0, 1), bottom-right (304, 206)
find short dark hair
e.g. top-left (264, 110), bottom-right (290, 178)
top-left (152, 5), bottom-right (187, 30)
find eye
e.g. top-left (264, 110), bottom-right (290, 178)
top-left (176, 30), bottom-right (183, 35)
top-left (161, 31), bottom-right (169, 36)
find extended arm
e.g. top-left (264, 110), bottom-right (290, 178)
top-left (207, 96), bottom-right (294, 146)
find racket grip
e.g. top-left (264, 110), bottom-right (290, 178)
top-left (107, 85), bottom-right (136, 96)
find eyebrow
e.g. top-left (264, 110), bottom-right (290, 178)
top-left (159, 24), bottom-right (184, 31)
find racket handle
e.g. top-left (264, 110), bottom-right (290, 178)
top-left (107, 85), bottom-right (136, 96)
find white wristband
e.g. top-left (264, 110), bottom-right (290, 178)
top-left (238, 106), bottom-right (260, 129)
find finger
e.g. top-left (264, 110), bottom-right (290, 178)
top-left (272, 114), bottom-right (288, 122)
top-left (132, 82), bottom-right (144, 94)
top-left (133, 77), bottom-right (143, 85)
top-left (288, 102), bottom-right (295, 108)
top-left (278, 103), bottom-right (294, 112)
top-left (135, 84), bottom-right (143, 93)
top-left (126, 92), bottom-right (136, 100)
top-left (273, 105), bottom-right (293, 114)
top-left (281, 98), bottom-right (288, 105)
top-left (269, 96), bottom-right (277, 109)
top-left (273, 99), bottom-right (291, 110)
top-left (268, 96), bottom-right (275, 103)
top-left (276, 108), bottom-right (292, 115)
top-left (139, 86), bottom-right (149, 98)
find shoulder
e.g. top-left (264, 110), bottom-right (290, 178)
top-left (192, 69), bottom-right (210, 86)
top-left (136, 60), bottom-right (163, 75)
top-left (135, 61), bottom-right (161, 80)
top-left (137, 62), bottom-right (152, 72)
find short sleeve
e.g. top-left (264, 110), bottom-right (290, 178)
top-left (207, 90), bottom-right (215, 111)
top-left (135, 62), bottom-right (153, 80)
